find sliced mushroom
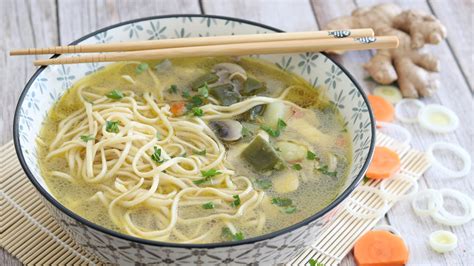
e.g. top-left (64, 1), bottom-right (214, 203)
top-left (209, 120), bottom-right (243, 142)
top-left (213, 63), bottom-right (247, 83)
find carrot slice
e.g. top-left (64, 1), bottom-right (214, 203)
top-left (354, 230), bottom-right (409, 266)
top-left (368, 95), bottom-right (395, 122)
top-left (170, 101), bottom-right (186, 116)
top-left (366, 146), bottom-right (400, 179)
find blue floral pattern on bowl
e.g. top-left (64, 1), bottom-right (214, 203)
top-left (14, 15), bottom-right (375, 265)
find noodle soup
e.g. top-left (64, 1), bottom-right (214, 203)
top-left (38, 57), bottom-right (351, 244)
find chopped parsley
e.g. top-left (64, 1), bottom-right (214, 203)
top-left (150, 146), bottom-right (165, 163)
top-left (306, 150), bottom-right (318, 160)
top-left (202, 202), bottom-right (215, 209)
top-left (156, 132), bottom-right (161, 140)
top-left (284, 206), bottom-right (297, 214)
top-left (168, 84), bottom-right (178, 94)
top-left (255, 179), bottom-right (272, 190)
top-left (222, 227), bottom-right (244, 241)
top-left (260, 118), bottom-right (286, 137)
top-left (80, 134), bottom-right (95, 142)
top-left (230, 195), bottom-right (241, 208)
top-left (105, 120), bottom-right (120, 133)
top-left (135, 63), bottom-right (149, 74)
top-left (182, 89), bottom-right (191, 99)
top-left (292, 164), bottom-right (302, 171)
top-left (193, 169), bottom-right (221, 185)
top-left (193, 149), bottom-right (207, 156)
top-left (271, 197), bottom-right (293, 207)
top-left (272, 197), bottom-right (297, 214)
top-left (189, 95), bottom-right (204, 107)
top-left (191, 107), bottom-right (203, 117)
top-left (201, 169), bottom-right (221, 178)
top-left (193, 177), bottom-right (211, 185)
top-left (106, 89), bottom-right (124, 100)
top-left (316, 165), bottom-right (337, 178)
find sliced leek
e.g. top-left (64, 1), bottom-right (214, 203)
top-left (411, 189), bottom-right (443, 217)
top-left (418, 104), bottom-right (459, 133)
top-left (427, 142), bottom-right (471, 178)
top-left (429, 230), bottom-right (457, 253)
top-left (373, 85), bottom-right (402, 104)
top-left (395, 99), bottom-right (425, 124)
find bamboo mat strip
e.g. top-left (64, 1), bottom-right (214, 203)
top-left (0, 142), bottom-right (104, 265)
top-left (0, 132), bottom-right (430, 265)
top-left (288, 132), bottom-right (431, 265)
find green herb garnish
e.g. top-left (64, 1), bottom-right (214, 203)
top-left (255, 179), bottom-right (272, 189)
top-left (260, 118), bottom-right (287, 137)
top-left (193, 177), bottom-right (211, 185)
top-left (222, 227), bottom-right (245, 241)
top-left (156, 132), bottom-right (161, 140)
top-left (230, 195), bottom-right (241, 208)
top-left (284, 206), bottom-right (297, 214)
top-left (193, 149), bottom-right (207, 156)
top-left (316, 165), bottom-right (337, 177)
top-left (80, 135), bottom-right (95, 142)
top-left (272, 197), bottom-right (297, 214)
top-left (190, 95), bottom-right (203, 106)
top-left (192, 107), bottom-right (204, 117)
top-left (271, 197), bottom-right (293, 207)
top-left (201, 169), bottom-right (221, 178)
top-left (135, 63), bottom-right (149, 74)
top-left (277, 118), bottom-right (287, 129)
top-left (105, 120), bottom-right (120, 133)
top-left (193, 169), bottom-right (221, 184)
top-left (151, 146), bottom-right (165, 163)
top-left (292, 164), bottom-right (302, 171)
top-left (106, 89), bottom-right (124, 100)
top-left (306, 150), bottom-right (318, 160)
top-left (260, 125), bottom-right (280, 137)
top-left (182, 89), bottom-right (191, 99)
top-left (202, 202), bottom-right (215, 209)
top-left (233, 232), bottom-right (244, 241)
top-left (168, 84), bottom-right (178, 94)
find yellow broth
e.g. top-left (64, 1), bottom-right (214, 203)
top-left (38, 57), bottom-right (352, 243)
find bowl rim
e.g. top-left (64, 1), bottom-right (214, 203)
top-left (13, 14), bottom-right (375, 249)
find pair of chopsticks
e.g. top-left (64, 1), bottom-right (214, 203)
top-left (10, 28), bottom-right (399, 66)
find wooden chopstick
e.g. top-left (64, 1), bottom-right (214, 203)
top-left (11, 29), bottom-right (374, 55)
top-left (33, 36), bottom-right (398, 66)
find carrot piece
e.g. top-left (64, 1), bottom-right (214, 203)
top-left (368, 95), bottom-right (395, 122)
top-left (354, 230), bottom-right (409, 266)
top-left (170, 101), bottom-right (186, 116)
top-left (366, 146), bottom-right (400, 179)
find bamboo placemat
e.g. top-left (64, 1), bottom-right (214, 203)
top-left (0, 132), bottom-right (430, 265)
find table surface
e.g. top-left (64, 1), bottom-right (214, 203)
top-left (1, 0), bottom-right (472, 265)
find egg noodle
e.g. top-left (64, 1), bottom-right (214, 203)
top-left (44, 81), bottom-right (295, 243)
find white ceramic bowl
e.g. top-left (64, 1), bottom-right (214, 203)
top-left (14, 15), bottom-right (375, 264)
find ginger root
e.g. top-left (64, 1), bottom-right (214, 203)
top-left (324, 3), bottom-right (447, 98)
